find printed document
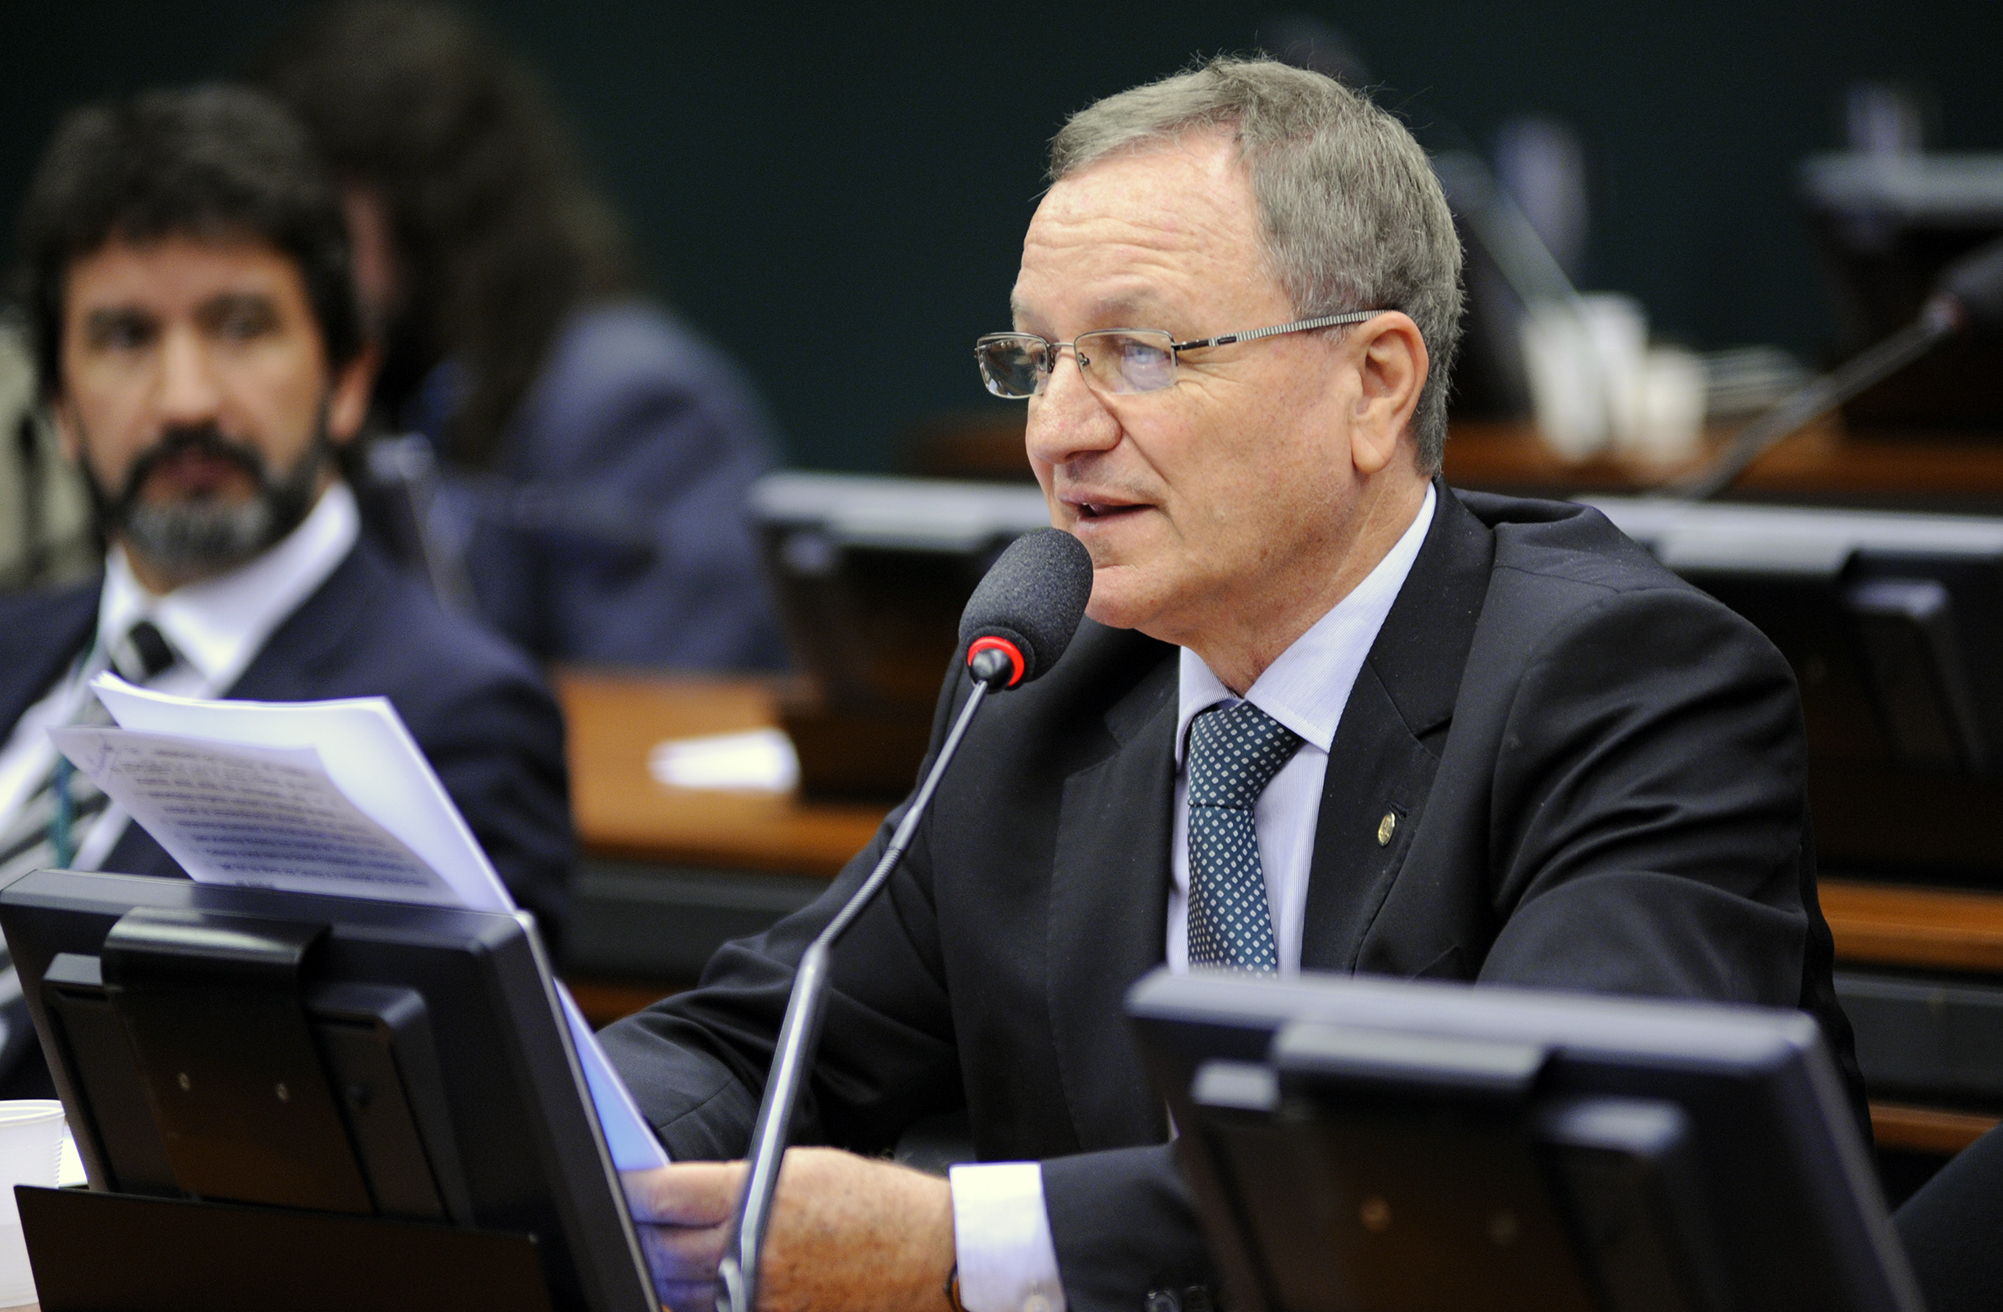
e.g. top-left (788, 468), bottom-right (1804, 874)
top-left (48, 729), bottom-right (461, 906)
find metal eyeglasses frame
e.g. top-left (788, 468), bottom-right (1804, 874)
top-left (976, 308), bottom-right (1386, 398)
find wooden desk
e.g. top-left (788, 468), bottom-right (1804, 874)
top-left (1821, 879), bottom-right (2003, 1154)
top-left (1823, 880), bottom-right (2003, 975)
top-left (1442, 418), bottom-right (2003, 507)
top-left (556, 669), bottom-right (885, 875)
top-left (555, 671), bottom-right (886, 1024)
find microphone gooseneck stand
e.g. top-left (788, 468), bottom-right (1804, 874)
top-left (716, 646), bottom-right (1015, 1312)
top-left (1668, 297), bottom-right (1962, 500)
top-left (1668, 233), bottom-right (2003, 501)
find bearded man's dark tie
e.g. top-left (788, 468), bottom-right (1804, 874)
top-left (0, 619), bottom-right (179, 879)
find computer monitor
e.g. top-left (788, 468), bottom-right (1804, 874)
top-left (1128, 969), bottom-right (1920, 1312)
top-left (0, 868), bottom-right (656, 1312)
top-left (750, 472), bottom-right (1052, 797)
top-left (751, 471), bottom-right (1052, 708)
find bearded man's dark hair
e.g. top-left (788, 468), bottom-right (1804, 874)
top-left (15, 83), bottom-right (364, 404)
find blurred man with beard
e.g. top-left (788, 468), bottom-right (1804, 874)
top-left (0, 86), bottom-right (571, 948)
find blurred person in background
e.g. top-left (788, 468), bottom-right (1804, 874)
top-left (254, 0), bottom-right (788, 671)
top-left (0, 85), bottom-right (571, 946)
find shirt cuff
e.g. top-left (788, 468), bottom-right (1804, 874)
top-left (948, 1161), bottom-right (1067, 1312)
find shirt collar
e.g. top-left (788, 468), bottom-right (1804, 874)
top-left (98, 481), bottom-right (361, 690)
top-left (1176, 482), bottom-right (1437, 766)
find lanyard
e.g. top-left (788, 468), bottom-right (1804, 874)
top-left (50, 756), bottom-right (77, 868)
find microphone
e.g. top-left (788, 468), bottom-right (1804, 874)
top-left (961, 528), bottom-right (1098, 689)
top-left (1673, 233), bottom-right (2003, 500)
top-left (1933, 235), bottom-right (2003, 338)
top-left (716, 527), bottom-right (1093, 1312)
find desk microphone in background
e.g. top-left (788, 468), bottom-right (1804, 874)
top-left (716, 526), bottom-right (1094, 1312)
top-left (1673, 233), bottom-right (2003, 500)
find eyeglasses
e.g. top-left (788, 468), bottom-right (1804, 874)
top-left (974, 310), bottom-right (1384, 399)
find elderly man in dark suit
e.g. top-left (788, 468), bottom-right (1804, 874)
top-left (0, 86), bottom-right (570, 936)
top-left (603, 57), bottom-right (1857, 1312)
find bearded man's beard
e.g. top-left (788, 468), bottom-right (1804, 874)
top-left (82, 420), bottom-right (331, 586)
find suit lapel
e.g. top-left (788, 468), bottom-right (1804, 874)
top-left (1044, 650), bottom-right (1178, 1151)
top-left (1301, 481), bottom-right (1496, 971)
top-left (222, 542), bottom-right (376, 701)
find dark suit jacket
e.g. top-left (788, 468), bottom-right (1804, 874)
top-left (0, 536), bottom-right (573, 933)
top-left (434, 302), bottom-right (789, 671)
top-left (600, 484), bottom-right (1860, 1312)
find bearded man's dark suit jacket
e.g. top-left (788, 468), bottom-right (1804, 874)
top-left (601, 483), bottom-right (1861, 1312)
top-left (0, 536), bottom-right (572, 932)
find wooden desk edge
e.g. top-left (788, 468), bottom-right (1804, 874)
top-left (1871, 1102), bottom-right (2000, 1155)
top-left (1442, 419), bottom-right (2003, 501)
top-left (1822, 878), bottom-right (2003, 974)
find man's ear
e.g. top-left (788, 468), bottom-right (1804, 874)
top-left (325, 341), bottom-right (380, 447)
top-left (1346, 311), bottom-right (1428, 476)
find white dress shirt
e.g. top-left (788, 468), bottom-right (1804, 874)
top-left (0, 483), bottom-right (361, 868)
top-left (949, 485), bottom-right (1437, 1312)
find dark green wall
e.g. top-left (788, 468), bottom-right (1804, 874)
top-left (6, 2), bottom-right (2001, 471)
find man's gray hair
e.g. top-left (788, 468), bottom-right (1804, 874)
top-left (1050, 56), bottom-right (1464, 470)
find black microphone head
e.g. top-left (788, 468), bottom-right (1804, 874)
top-left (959, 528), bottom-right (1094, 689)
top-left (1936, 235), bottom-right (2003, 336)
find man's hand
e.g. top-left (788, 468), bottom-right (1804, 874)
top-left (621, 1147), bottom-right (955, 1312)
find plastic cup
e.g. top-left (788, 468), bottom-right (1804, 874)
top-left (1626, 345), bottom-right (1710, 463)
top-left (1520, 306), bottom-right (1609, 461)
top-left (0, 1101), bottom-right (65, 1307)
top-left (1581, 293), bottom-right (1649, 448)
top-left (1521, 294), bottom-right (1657, 464)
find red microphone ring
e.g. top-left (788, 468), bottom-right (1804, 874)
top-left (967, 636), bottom-right (1025, 687)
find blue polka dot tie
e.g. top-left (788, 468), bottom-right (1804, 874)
top-left (1186, 700), bottom-right (1303, 972)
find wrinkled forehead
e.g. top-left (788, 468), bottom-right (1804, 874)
top-left (1011, 134), bottom-right (1271, 328)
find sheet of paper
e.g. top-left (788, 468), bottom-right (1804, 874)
top-left (649, 728), bottom-right (799, 792)
top-left (50, 727), bottom-right (468, 906)
top-left (88, 674), bottom-right (512, 912)
top-left (557, 984), bottom-right (671, 1171)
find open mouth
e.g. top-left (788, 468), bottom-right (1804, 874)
top-left (1077, 501), bottom-right (1144, 520)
